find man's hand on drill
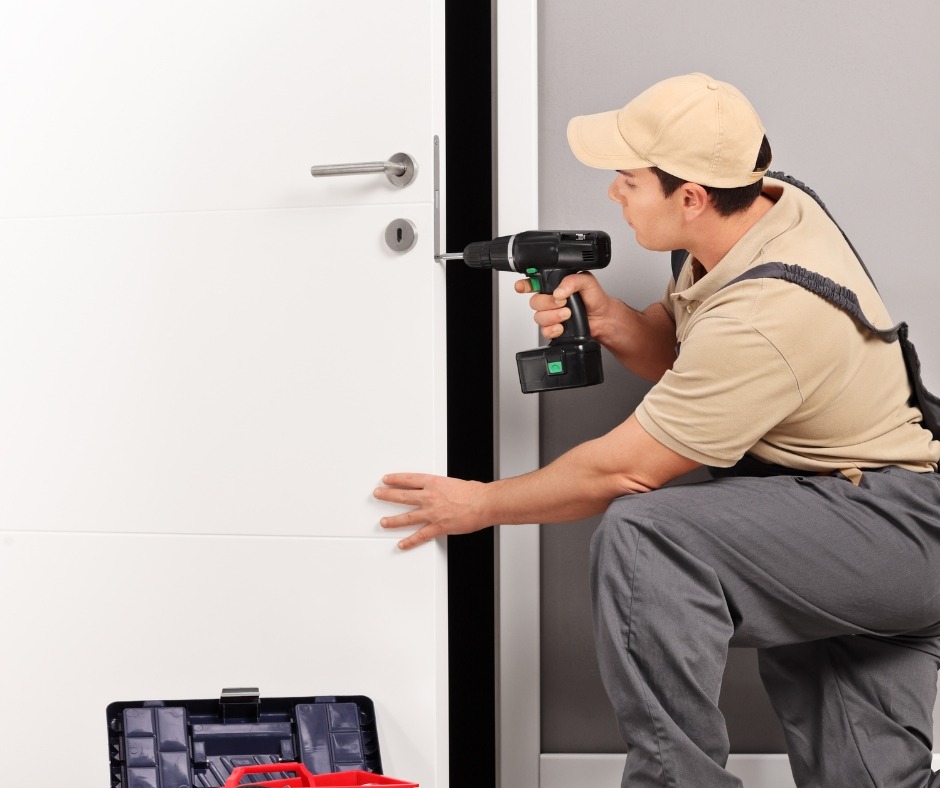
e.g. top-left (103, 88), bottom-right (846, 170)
top-left (515, 271), bottom-right (613, 341)
top-left (519, 271), bottom-right (677, 383)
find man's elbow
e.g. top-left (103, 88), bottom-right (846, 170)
top-left (611, 470), bottom-right (663, 498)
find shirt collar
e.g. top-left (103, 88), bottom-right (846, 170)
top-left (672, 180), bottom-right (790, 303)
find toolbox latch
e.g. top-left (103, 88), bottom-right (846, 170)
top-left (219, 686), bottom-right (261, 722)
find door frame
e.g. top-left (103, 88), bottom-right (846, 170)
top-left (494, 2), bottom-right (541, 788)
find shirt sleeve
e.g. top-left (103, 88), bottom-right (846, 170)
top-left (635, 314), bottom-right (804, 467)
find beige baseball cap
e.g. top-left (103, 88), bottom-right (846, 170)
top-left (567, 73), bottom-right (769, 187)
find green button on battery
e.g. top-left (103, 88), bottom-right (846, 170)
top-left (547, 360), bottom-right (564, 375)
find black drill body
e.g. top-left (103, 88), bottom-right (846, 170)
top-left (460, 230), bottom-right (612, 393)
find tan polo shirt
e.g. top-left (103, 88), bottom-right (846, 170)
top-left (635, 176), bottom-right (940, 477)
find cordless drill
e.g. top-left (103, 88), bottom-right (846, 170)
top-left (439, 230), bottom-right (612, 393)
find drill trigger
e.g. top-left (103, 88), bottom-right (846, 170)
top-left (526, 268), bottom-right (541, 292)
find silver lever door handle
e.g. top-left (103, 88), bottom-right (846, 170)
top-left (310, 151), bottom-right (417, 188)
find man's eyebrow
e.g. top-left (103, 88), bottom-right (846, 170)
top-left (617, 169), bottom-right (635, 179)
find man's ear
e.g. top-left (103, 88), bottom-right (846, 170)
top-left (679, 183), bottom-right (709, 217)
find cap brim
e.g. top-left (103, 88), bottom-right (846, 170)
top-left (567, 110), bottom-right (652, 170)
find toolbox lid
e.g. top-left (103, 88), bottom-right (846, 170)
top-left (106, 688), bottom-right (382, 788)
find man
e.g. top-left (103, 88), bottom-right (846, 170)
top-left (374, 73), bottom-right (940, 787)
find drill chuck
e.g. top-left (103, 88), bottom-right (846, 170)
top-left (461, 237), bottom-right (512, 270)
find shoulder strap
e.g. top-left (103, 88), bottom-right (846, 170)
top-left (670, 248), bottom-right (687, 283)
top-left (721, 262), bottom-right (903, 342)
top-left (721, 263), bottom-right (940, 442)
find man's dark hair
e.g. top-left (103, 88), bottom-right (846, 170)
top-left (651, 135), bottom-right (773, 216)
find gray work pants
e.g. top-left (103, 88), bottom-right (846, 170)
top-left (590, 467), bottom-right (940, 788)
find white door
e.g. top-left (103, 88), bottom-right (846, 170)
top-left (0, 2), bottom-right (447, 785)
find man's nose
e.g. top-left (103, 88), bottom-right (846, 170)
top-left (608, 178), bottom-right (623, 203)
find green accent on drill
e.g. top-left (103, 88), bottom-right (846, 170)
top-left (525, 268), bottom-right (541, 292)
top-left (547, 361), bottom-right (564, 375)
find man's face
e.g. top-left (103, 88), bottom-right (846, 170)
top-left (608, 168), bottom-right (683, 252)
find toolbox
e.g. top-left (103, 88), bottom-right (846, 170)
top-left (106, 687), bottom-right (417, 788)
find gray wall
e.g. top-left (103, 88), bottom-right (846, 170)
top-left (537, 1), bottom-right (940, 753)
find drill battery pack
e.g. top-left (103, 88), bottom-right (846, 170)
top-left (517, 338), bottom-right (604, 393)
top-left (106, 687), bottom-right (417, 788)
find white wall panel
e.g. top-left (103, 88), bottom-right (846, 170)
top-left (536, 0), bottom-right (940, 765)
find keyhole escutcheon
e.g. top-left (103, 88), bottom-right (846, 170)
top-left (385, 219), bottom-right (417, 253)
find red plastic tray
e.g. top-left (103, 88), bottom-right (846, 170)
top-left (225, 762), bottom-right (418, 788)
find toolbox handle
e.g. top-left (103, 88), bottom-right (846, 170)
top-left (225, 762), bottom-right (316, 788)
top-left (220, 686), bottom-right (261, 722)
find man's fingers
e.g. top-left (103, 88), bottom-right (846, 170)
top-left (397, 524), bottom-right (443, 551)
top-left (533, 306), bottom-right (571, 327)
top-left (374, 485), bottom-right (420, 508)
top-left (379, 508), bottom-right (426, 529)
top-left (529, 292), bottom-right (568, 309)
top-left (381, 472), bottom-right (431, 489)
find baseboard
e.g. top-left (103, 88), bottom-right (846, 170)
top-left (540, 753), bottom-right (940, 788)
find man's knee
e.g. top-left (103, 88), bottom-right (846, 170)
top-left (589, 494), bottom-right (661, 577)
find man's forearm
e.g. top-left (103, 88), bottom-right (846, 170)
top-left (477, 415), bottom-right (698, 527)
top-left (376, 416), bottom-right (701, 549)
top-left (480, 440), bottom-right (633, 526)
top-left (593, 301), bottom-right (677, 383)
